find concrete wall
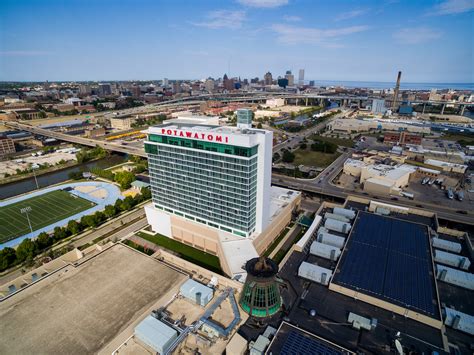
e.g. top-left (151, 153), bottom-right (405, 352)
top-left (252, 193), bottom-right (301, 254)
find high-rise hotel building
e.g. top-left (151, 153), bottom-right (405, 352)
top-left (144, 113), bottom-right (300, 278)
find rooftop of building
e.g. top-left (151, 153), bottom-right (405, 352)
top-left (0, 244), bottom-right (187, 354)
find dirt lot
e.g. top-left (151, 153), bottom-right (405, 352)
top-left (0, 244), bottom-right (187, 354)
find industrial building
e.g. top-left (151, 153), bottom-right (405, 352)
top-left (144, 116), bottom-right (300, 278)
top-left (110, 115), bottom-right (132, 130)
top-left (343, 158), bottom-right (416, 195)
top-left (0, 135), bottom-right (16, 156)
top-left (327, 118), bottom-right (430, 137)
top-left (383, 131), bottom-right (422, 145)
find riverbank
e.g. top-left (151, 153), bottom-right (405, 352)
top-left (0, 160), bottom-right (79, 186)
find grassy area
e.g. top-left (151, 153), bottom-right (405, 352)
top-left (263, 227), bottom-right (290, 257)
top-left (293, 149), bottom-right (341, 168)
top-left (437, 133), bottom-right (474, 146)
top-left (123, 239), bottom-right (155, 256)
top-left (310, 135), bottom-right (354, 148)
top-left (0, 190), bottom-right (95, 244)
top-left (136, 231), bottom-right (222, 274)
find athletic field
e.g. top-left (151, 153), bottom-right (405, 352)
top-left (0, 190), bottom-right (95, 244)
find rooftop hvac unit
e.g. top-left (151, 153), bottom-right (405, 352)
top-left (324, 218), bottom-right (351, 234)
top-left (298, 262), bottom-right (332, 285)
top-left (436, 264), bottom-right (474, 291)
top-left (310, 241), bottom-right (341, 261)
top-left (444, 307), bottom-right (474, 336)
top-left (333, 207), bottom-right (356, 220)
top-left (432, 238), bottom-right (462, 253)
top-left (324, 212), bottom-right (350, 223)
top-left (317, 231), bottom-right (345, 249)
top-left (434, 250), bottom-right (471, 270)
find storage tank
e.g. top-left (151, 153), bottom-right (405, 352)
top-left (333, 207), bottom-right (356, 220)
top-left (436, 264), bottom-right (474, 291)
top-left (434, 250), bottom-right (471, 270)
top-left (317, 231), bottom-right (345, 249)
top-left (432, 238), bottom-right (462, 253)
top-left (298, 261), bottom-right (333, 285)
top-left (309, 242), bottom-right (341, 261)
top-left (324, 218), bottom-right (351, 234)
top-left (324, 212), bottom-right (350, 223)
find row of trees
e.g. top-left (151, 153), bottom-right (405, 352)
top-left (76, 146), bottom-right (108, 164)
top-left (0, 188), bottom-right (151, 272)
top-left (89, 167), bottom-right (136, 189)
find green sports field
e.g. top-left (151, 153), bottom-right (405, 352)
top-left (0, 190), bottom-right (96, 244)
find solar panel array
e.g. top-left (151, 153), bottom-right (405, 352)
top-left (332, 212), bottom-right (438, 318)
top-left (280, 330), bottom-right (345, 355)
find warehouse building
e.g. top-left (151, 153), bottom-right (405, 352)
top-left (144, 117), bottom-right (300, 278)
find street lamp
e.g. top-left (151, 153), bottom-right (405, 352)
top-left (31, 164), bottom-right (39, 190)
top-left (20, 206), bottom-right (34, 234)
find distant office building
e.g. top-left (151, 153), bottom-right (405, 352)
top-left (250, 77), bottom-right (259, 84)
top-left (98, 83), bottom-right (112, 97)
top-left (236, 109), bottom-right (253, 129)
top-left (298, 69), bottom-right (304, 85)
top-left (223, 74), bottom-right (234, 91)
top-left (110, 116), bottom-right (132, 130)
top-left (309, 80), bottom-right (315, 87)
top-left (264, 72), bottom-right (273, 85)
top-left (285, 70), bottom-right (294, 86)
top-left (278, 78), bottom-right (289, 88)
top-left (0, 135), bottom-right (15, 156)
top-left (172, 81), bottom-right (182, 94)
top-left (163, 78), bottom-right (169, 86)
top-left (371, 99), bottom-right (387, 114)
top-left (78, 84), bottom-right (91, 95)
top-left (131, 85), bottom-right (141, 98)
top-left (205, 79), bottom-right (215, 92)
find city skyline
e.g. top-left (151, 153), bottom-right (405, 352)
top-left (1, 0), bottom-right (473, 83)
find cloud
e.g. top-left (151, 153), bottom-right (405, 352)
top-left (335, 9), bottom-right (369, 21)
top-left (191, 10), bottom-right (246, 29)
top-left (393, 27), bottom-right (442, 44)
top-left (271, 24), bottom-right (369, 45)
top-left (237, 0), bottom-right (288, 8)
top-left (427, 0), bottom-right (474, 15)
top-left (0, 50), bottom-right (52, 56)
top-left (283, 15), bottom-right (302, 22)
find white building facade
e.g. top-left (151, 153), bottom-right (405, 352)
top-left (145, 121), bottom-right (273, 238)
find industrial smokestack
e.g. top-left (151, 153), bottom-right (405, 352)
top-left (392, 71), bottom-right (402, 110)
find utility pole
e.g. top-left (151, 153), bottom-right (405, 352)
top-left (32, 165), bottom-right (39, 189)
top-left (20, 206), bottom-right (34, 234)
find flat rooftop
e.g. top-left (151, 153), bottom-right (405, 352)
top-left (267, 322), bottom-right (355, 355)
top-left (0, 244), bottom-right (187, 354)
top-left (149, 122), bottom-right (265, 136)
top-left (331, 211), bottom-right (440, 319)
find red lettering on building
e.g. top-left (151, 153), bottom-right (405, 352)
top-left (159, 129), bottom-right (230, 144)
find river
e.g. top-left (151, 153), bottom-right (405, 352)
top-left (0, 154), bottom-right (126, 200)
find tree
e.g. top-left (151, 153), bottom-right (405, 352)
top-left (81, 215), bottom-right (99, 228)
top-left (53, 226), bottom-right (68, 241)
top-left (16, 239), bottom-right (36, 262)
top-left (121, 196), bottom-right (136, 210)
top-left (140, 187), bottom-right (152, 200)
top-left (282, 149), bottom-right (295, 163)
top-left (300, 143), bottom-right (307, 150)
top-left (0, 248), bottom-right (17, 271)
top-left (38, 111), bottom-right (47, 118)
top-left (68, 171), bottom-right (83, 180)
top-left (36, 232), bottom-right (53, 250)
top-left (114, 171), bottom-right (135, 189)
top-left (273, 152), bottom-right (280, 162)
top-left (256, 122), bottom-right (263, 129)
top-left (104, 204), bottom-right (117, 218)
top-left (67, 220), bottom-right (81, 235)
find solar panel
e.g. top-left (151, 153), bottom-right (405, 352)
top-left (280, 330), bottom-right (345, 355)
top-left (332, 212), bottom-right (438, 318)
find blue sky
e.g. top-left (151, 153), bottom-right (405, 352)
top-left (1, 0), bottom-right (473, 82)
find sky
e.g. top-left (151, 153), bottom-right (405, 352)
top-left (0, 0), bottom-right (473, 83)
